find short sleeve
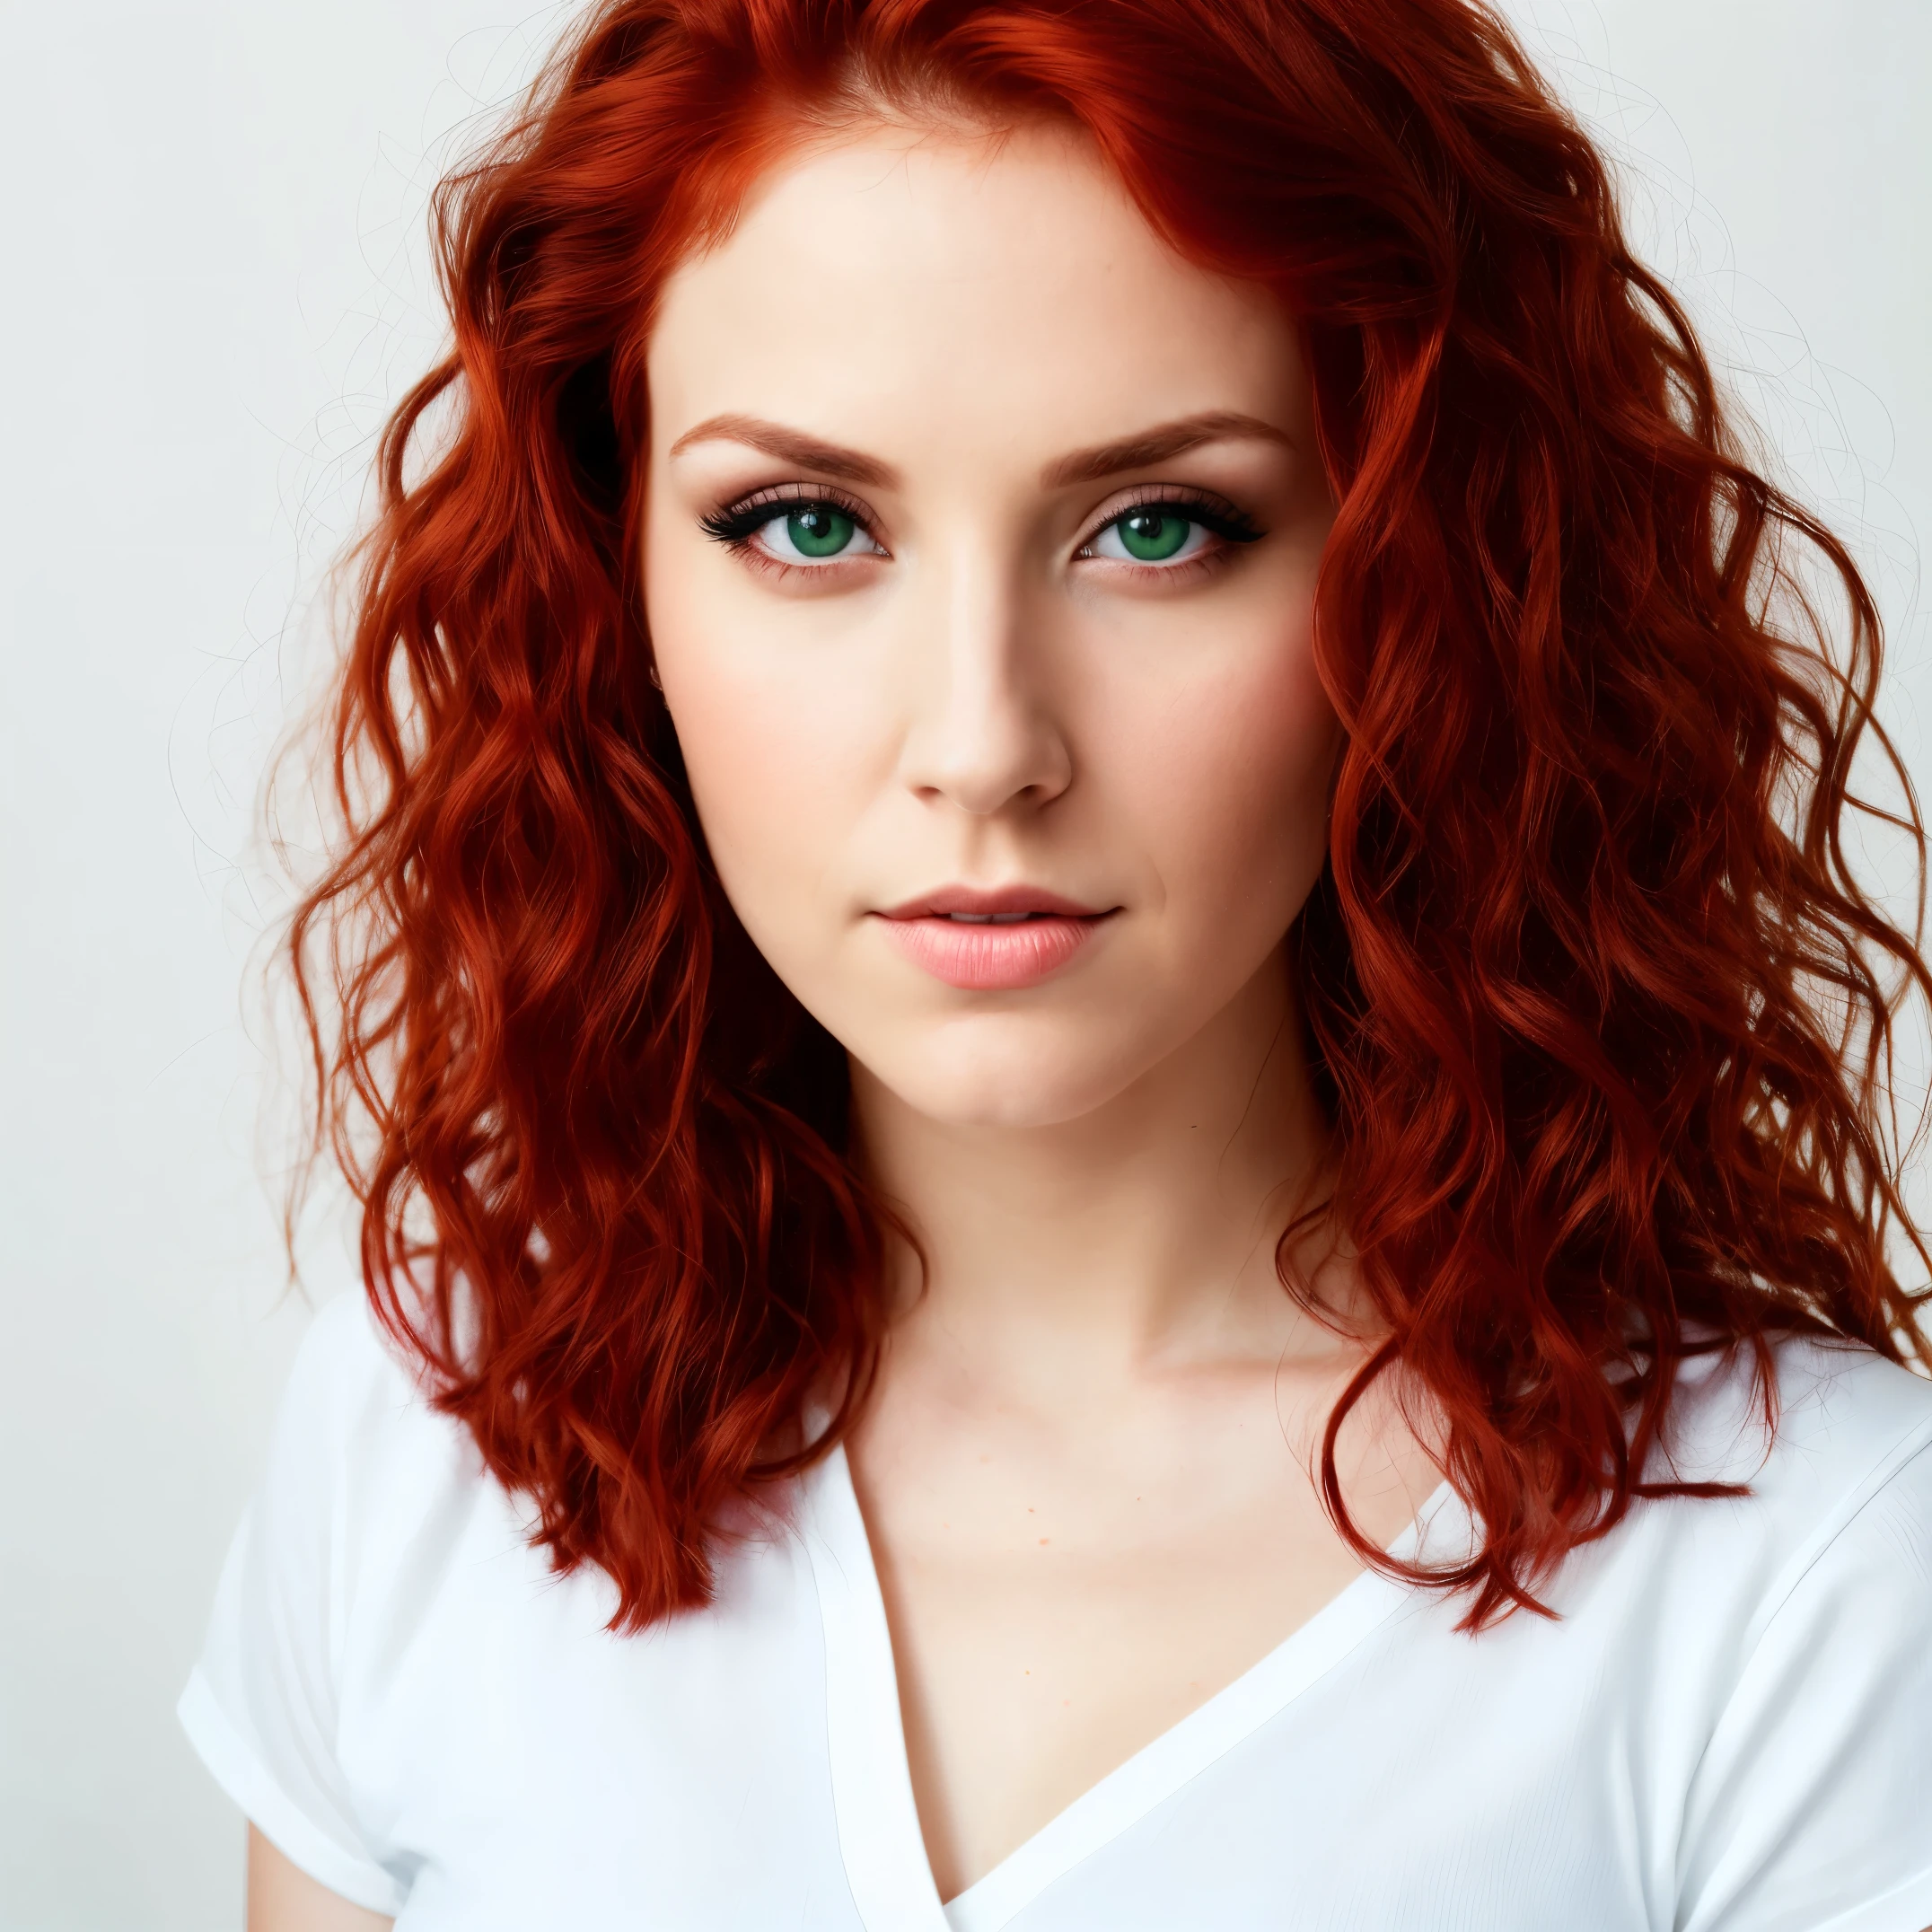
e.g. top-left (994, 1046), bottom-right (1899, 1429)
top-left (177, 1295), bottom-right (412, 1919)
top-left (1676, 1430), bottom-right (1932, 1932)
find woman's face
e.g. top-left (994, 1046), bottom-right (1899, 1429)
top-left (644, 121), bottom-right (1339, 1130)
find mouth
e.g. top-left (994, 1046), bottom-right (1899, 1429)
top-left (872, 887), bottom-right (1118, 990)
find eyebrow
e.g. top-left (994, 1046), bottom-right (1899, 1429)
top-left (664, 407), bottom-right (1292, 492)
top-left (1041, 410), bottom-right (1294, 487)
top-left (667, 414), bottom-right (900, 487)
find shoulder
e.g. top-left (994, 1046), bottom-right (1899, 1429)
top-left (1749, 1333), bottom-right (1932, 1616)
top-left (268, 1288), bottom-right (452, 1474)
top-left (252, 1289), bottom-right (499, 1595)
top-left (1763, 1328), bottom-right (1932, 1458)
top-left (1655, 1339), bottom-right (1932, 1928)
top-left (1666, 1330), bottom-right (1932, 1526)
top-left (279, 1286), bottom-right (417, 1422)
top-left (1594, 1331), bottom-right (1932, 1674)
top-left (1542, 1333), bottom-right (1932, 1647)
top-left (180, 1292), bottom-right (497, 1915)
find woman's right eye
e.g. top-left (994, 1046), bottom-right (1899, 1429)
top-left (701, 493), bottom-right (888, 568)
top-left (753, 504), bottom-right (884, 564)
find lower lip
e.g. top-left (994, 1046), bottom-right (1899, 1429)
top-left (874, 913), bottom-right (1108, 990)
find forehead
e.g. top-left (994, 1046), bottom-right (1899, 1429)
top-left (646, 121), bottom-right (1305, 464)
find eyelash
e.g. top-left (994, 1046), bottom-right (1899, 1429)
top-left (698, 481), bottom-right (1267, 578)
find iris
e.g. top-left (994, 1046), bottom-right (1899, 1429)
top-left (1116, 511), bottom-right (1190, 561)
top-left (786, 505), bottom-right (856, 558)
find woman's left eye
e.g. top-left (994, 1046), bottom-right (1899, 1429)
top-left (1082, 500), bottom-right (1263, 567)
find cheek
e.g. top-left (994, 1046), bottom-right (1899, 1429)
top-left (645, 558), bottom-right (880, 955)
top-left (1096, 616), bottom-right (1338, 940)
top-left (672, 674), bottom-right (863, 929)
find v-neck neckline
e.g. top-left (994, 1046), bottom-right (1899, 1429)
top-left (799, 1441), bottom-right (1463, 1932)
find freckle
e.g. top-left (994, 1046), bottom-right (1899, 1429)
top-left (1039, 1537), bottom-right (1049, 1545)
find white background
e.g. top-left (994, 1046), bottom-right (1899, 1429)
top-left (2, 4), bottom-right (1928, 1926)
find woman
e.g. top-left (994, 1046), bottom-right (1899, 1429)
top-left (180, 0), bottom-right (1932, 1925)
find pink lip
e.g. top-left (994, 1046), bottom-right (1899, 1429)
top-left (873, 886), bottom-right (1116, 991)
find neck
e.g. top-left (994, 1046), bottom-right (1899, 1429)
top-left (849, 951), bottom-right (1340, 1386)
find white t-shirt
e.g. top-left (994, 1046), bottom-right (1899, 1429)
top-left (180, 1291), bottom-right (1932, 1931)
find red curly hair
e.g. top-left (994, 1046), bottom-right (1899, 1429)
top-left (290, 0), bottom-right (1932, 1629)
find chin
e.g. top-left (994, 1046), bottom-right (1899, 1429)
top-left (851, 1008), bottom-right (1162, 1132)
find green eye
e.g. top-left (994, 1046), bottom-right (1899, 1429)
top-left (1115, 511), bottom-right (1191, 561)
top-left (785, 505), bottom-right (856, 558)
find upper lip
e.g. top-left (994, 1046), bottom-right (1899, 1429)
top-left (877, 884), bottom-right (1113, 920)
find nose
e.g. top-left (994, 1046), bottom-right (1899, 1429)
top-left (894, 541), bottom-right (1073, 817)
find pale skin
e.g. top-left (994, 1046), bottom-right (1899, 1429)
top-left (250, 117), bottom-right (1439, 1926)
